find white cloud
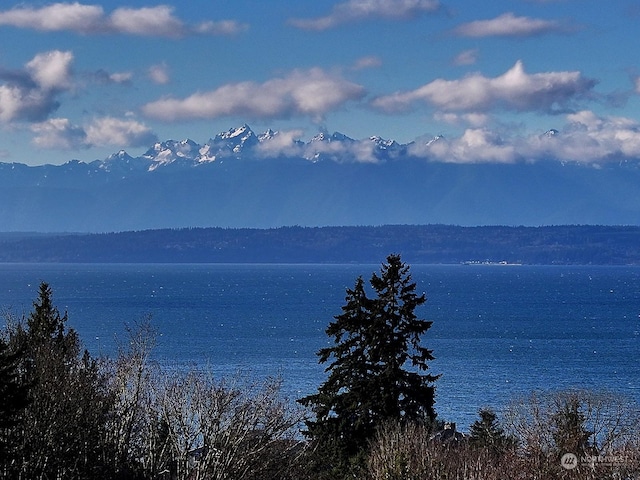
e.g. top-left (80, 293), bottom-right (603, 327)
top-left (404, 111), bottom-right (640, 164)
top-left (256, 129), bottom-right (397, 163)
top-left (453, 12), bottom-right (567, 38)
top-left (0, 84), bottom-right (48, 123)
top-left (0, 50), bottom-right (75, 123)
top-left (410, 128), bottom-right (518, 163)
top-left (371, 61), bottom-right (595, 114)
top-left (256, 129), bottom-right (305, 157)
top-left (84, 117), bottom-right (157, 147)
top-left (142, 68), bottom-right (365, 122)
top-left (194, 20), bottom-right (249, 36)
top-left (289, 0), bottom-right (441, 31)
top-left (529, 111), bottom-right (640, 162)
top-left (26, 50), bottom-right (74, 91)
top-left (0, 3), bottom-right (246, 38)
top-left (453, 49), bottom-right (478, 66)
top-left (90, 69), bottom-right (133, 85)
top-left (108, 6), bottom-right (184, 38)
top-left (30, 118), bottom-right (86, 149)
top-left (30, 116), bottom-right (157, 150)
top-left (0, 3), bottom-right (103, 33)
top-left (352, 56), bottom-right (383, 70)
top-left (148, 63), bottom-right (170, 85)
top-left (108, 71), bottom-right (133, 84)
top-left (434, 111), bottom-right (490, 127)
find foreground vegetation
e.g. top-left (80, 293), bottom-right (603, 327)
top-left (1, 256), bottom-right (639, 479)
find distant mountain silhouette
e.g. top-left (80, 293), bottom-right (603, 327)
top-left (1, 125), bottom-right (640, 232)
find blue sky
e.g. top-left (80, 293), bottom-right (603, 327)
top-left (0, 0), bottom-right (639, 166)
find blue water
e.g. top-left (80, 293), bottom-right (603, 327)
top-left (0, 263), bottom-right (638, 428)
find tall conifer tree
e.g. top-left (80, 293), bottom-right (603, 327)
top-left (4, 282), bottom-right (115, 478)
top-left (299, 254), bottom-right (438, 472)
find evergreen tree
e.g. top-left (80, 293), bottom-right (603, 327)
top-left (0, 337), bottom-right (29, 467)
top-left (5, 282), bottom-right (116, 479)
top-left (552, 394), bottom-right (592, 457)
top-left (469, 408), bottom-right (515, 453)
top-left (299, 254), bottom-right (438, 474)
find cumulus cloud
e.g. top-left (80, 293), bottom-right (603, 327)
top-left (26, 50), bottom-right (74, 91)
top-left (434, 111), bottom-right (490, 127)
top-left (409, 128), bottom-right (518, 163)
top-left (0, 2), bottom-right (247, 38)
top-left (371, 61), bottom-right (595, 114)
top-left (0, 84), bottom-right (57, 123)
top-left (256, 129), bottom-right (403, 164)
top-left (352, 55), bottom-right (383, 70)
top-left (194, 20), bottom-right (249, 36)
top-left (108, 5), bottom-right (184, 37)
top-left (453, 12), bottom-right (568, 38)
top-left (254, 114), bottom-right (640, 164)
top-left (30, 117), bottom-right (87, 149)
top-left (0, 3), bottom-right (104, 34)
top-left (0, 50), bottom-right (75, 123)
top-left (253, 110), bottom-right (640, 165)
top-left (89, 69), bottom-right (133, 86)
top-left (31, 116), bottom-right (157, 150)
top-left (142, 68), bottom-right (366, 122)
top-left (453, 49), bottom-right (478, 66)
top-left (84, 116), bottom-right (157, 147)
top-left (528, 111), bottom-right (640, 162)
top-left (256, 129), bottom-right (305, 157)
top-left (148, 63), bottom-right (170, 85)
top-left (403, 110), bottom-right (640, 164)
top-left (289, 0), bottom-right (441, 31)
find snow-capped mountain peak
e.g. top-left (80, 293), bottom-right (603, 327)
top-left (108, 149), bottom-right (132, 161)
top-left (219, 124), bottom-right (251, 139)
top-left (369, 135), bottom-right (398, 149)
top-left (258, 128), bottom-right (277, 142)
top-left (310, 130), bottom-right (354, 144)
top-left (206, 124), bottom-right (259, 157)
top-left (140, 139), bottom-right (202, 171)
top-left (426, 135), bottom-right (445, 147)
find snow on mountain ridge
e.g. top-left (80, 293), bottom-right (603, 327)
top-left (100, 124), bottom-right (584, 171)
top-left (103, 124), bottom-right (423, 169)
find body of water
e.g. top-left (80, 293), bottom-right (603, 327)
top-left (0, 263), bottom-right (638, 428)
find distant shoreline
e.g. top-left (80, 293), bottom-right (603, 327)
top-left (1, 224), bottom-right (639, 265)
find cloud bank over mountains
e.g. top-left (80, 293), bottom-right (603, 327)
top-left (35, 121), bottom-right (640, 167)
top-left (2, 47), bottom-right (637, 165)
top-left (0, 2), bottom-right (639, 168)
top-left (27, 113), bottom-right (640, 166)
top-left (3, 123), bottom-right (640, 232)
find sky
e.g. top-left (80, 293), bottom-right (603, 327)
top-left (1, 0), bottom-right (640, 166)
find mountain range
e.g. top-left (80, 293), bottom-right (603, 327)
top-left (2, 124), bottom-right (640, 232)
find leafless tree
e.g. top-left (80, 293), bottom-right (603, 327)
top-left (105, 316), bottom-right (170, 477)
top-left (156, 369), bottom-right (306, 480)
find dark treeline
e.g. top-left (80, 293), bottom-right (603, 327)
top-left (1, 256), bottom-right (640, 479)
top-left (1, 224), bottom-right (640, 264)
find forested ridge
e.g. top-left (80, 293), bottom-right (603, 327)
top-left (0, 224), bottom-right (639, 264)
